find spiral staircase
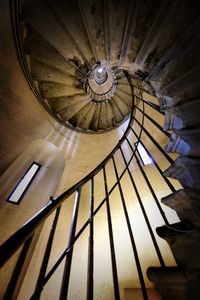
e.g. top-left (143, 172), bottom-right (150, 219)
top-left (24, 25), bottom-right (133, 132)
top-left (0, 0), bottom-right (200, 299)
top-left (21, 0), bottom-right (135, 133)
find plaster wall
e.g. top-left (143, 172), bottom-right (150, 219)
top-left (0, 139), bottom-right (65, 244)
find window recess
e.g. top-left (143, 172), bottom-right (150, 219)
top-left (7, 162), bottom-right (41, 204)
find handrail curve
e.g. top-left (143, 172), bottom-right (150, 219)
top-left (0, 68), bottom-right (144, 267)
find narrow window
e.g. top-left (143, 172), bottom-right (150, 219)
top-left (135, 142), bottom-right (152, 166)
top-left (7, 162), bottom-right (41, 204)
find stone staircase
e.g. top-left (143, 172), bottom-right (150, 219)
top-left (17, 0), bottom-right (200, 298)
top-left (23, 25), bottom-right (132, 132)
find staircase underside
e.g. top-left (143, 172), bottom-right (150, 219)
top-left (19, 0), bottom-right (199, 133)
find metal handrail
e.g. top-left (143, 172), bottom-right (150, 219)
top-left (0, 70), bottom-right (138, 268)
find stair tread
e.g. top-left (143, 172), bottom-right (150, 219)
top-left (30, 57), bottom-right (74, 85)
top-left (24, 27), bottom-right (74, 75)
top-left (39, 82), bottom-right (82, 98)
top-left (90, 104), bottom-right (101, 131)
top-left (106, 102), bottom-right (115, 128)
top-left (56, 98), bottom-right (91, 121)
top-left (23, 0), bottom-right (83, 64)
top-left (51, 95), bottom-right (90, 112)
top-left (112, 95), bottom-right (130, 117)
top-left (78, 102), bottom-right (96, 130)
top-left (110, 98), bottom-right (124, 123)
top-left (69, 102), bottom-right (92, 127)
top-left (98, 103), bottom-right (107, 130)
top-left (115, 91), bottom-right (132, 107)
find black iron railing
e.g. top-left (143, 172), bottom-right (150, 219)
top-left (0, 74), bottom-right (179, 299)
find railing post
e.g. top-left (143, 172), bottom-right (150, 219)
top-left (132, 116), bottom-right (174, 164)
top-left (130, 128), bottom-right (176, 193)
top-left (125, 138), bottom-right (169, 225)
top-left (30, 206), bottom-right (61, 300)
top-left (112, 155), bottom-right (149, 300)
top-left (119, 144), bottom-right (166, 268)
top-left (59, 188), bottom-right (81, 300)
top-left (103, 166), bottom-right (120, 300)
top-left (3, 234), bottom-right (34, 300)
top-left (87, 178), bottom-right (94, 300)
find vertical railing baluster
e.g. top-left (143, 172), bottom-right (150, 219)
top-left (103, 166), bottom-right (120, 300)
top-left (130, 128), bottom-right (176, 193)
top-left (31, 206), bottom-right (61, 300)
top-left (135, 105), bottom-right (171, 138)
top-left (125, 138), bottom-right (169, 225)
top-left (3, 234), bottom-right (34, 300)
top-left (59, 188), bottom-right (81, 300)
top-left (132, 116), bottom-right (174, 164)
top-left (87, 178), bottom-right (94, 300)
top-left (119, 145), bottom-right (166, 268)
top-left (133, 94), bottom-right (165, 115)
top-left (112, 156), bottom-right (149, 300)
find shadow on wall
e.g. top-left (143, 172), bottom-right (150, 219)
top-left (0, 139), bottom-right (65, 244)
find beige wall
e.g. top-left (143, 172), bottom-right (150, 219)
top-left (0, 139), bottom-right (65, 244)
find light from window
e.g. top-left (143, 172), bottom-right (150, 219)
top-left (7, 162), bottom-right (41, 204)
top-left (136, 142), bottom-right (152, 165)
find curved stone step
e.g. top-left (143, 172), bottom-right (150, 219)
top-left (50, 94), bottom-right (90, 113)
top-left (163, 156), bottom-right (200, 188)
top-left (39, 82), bottom-right (82, 98)
top-left (69, 102), bottom-right (93, 128)
top-left (90, 103), bottom-right (101, 131)
top-left (112, 94), bottom-right (130, 117)
top-left (115, 90), bottom-right (132, 107)
top-left (161, 64), bottom-right (200, 102)
top-left (23, 0), bottom-right (84, 64)
top-left (161, 188), bottom-right (200, 224)
top-left (30, 57), bottom-right (74, 85)
top-left (116, 89), bottom-right (133, 108)
top-left (114, 69), bottom-right (125, 80)
top-left (163, 109), bottom-right (183, 131)
top-left (109, 98), bottom-right (124, 123)
top-left (106, 102), bottom-right (115, 129)
top-left (98, 103), bottom-right (107, 130)
top-left (174, 128), bottom-right (200, 156)
top-left (56, 98), bottom-right (91, 122)
top-left (78, 102), bottom-right (96, 130)
top-left (117, 84), bottom-right (131, 92)
top-left (164, 132), bottom-right (191, 156)
top-left (147, 266), bottom-right (200, 300)
top-left (117, 76), bottom-right (130, 86)
top-left (164, 98), bottom-right (200, 131)
top-left (24, 27), bottom-right (74, 76)
top-left (156, 223), bottom-right (200, 269)
top-left (47, 0), bottom-right (94, 64)
top-left (156, 221), bottom-right (192, 245)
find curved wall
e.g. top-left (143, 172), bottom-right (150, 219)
top-left (0, 139), bottom-right (65, 243)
